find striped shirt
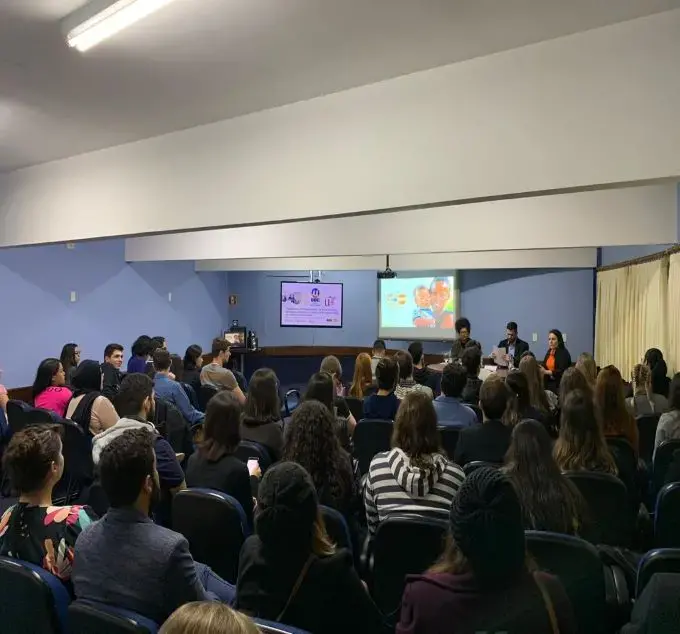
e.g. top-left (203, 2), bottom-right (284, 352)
top-left (395, 380), bottom-right (434, 400)
top-left (364, 448), bottom-right (465, 535)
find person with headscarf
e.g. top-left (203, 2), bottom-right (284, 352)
top-left (397, 467), bottom-right (576, 634)
top-left (65, 360), bottom-right (119, 436)
top-left (236, 462), bottom-right (382, 634)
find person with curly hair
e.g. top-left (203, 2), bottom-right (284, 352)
top-left (283, 401), bottom-right (359, 521)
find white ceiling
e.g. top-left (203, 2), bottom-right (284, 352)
top-left (2, 0), bottom-right (680, 173)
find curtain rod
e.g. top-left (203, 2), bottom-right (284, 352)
top-left (597, 244), bottom-right (680, 272)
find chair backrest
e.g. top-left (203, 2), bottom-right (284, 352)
top-left (525, 531), bottom-right (608, 634)
top-left (69, 601), bottom-right (158, 633)
top-left (344, 397), bottom-right (364, 422)
top-left (235, 440), bottom-right (273, 472)
top-left (371, 516), bottom-right (448, 618)
top-left (564, 471), bottom-right (633, 547)
top-left (636, 548), bottom-right (680, 597)
top-left (6, 400), bottom-right (33, 434)
top-left (27, 407), bottom-right (55, 427)
top-left (468, 404), bottom-right (483, 423)
top-left (319, 505), bottom-right (352, 555)
top-left (0, 556), bottom-right (70, 634)
top-left (438, 427), bottom-right (460, 459)
top-left (637, 414), bottom-right (661, 466)
top-left (353, 419), bottom-right (394, 475)
top-left (85, 481), bottom-right (110, 517)
top-left (180, 382), bottom-right (199, 409)
top-left (172, 488), bottom-right (249, 583)
top-left (653, 440), bottom-right (680, 492)
top-left (462, 460), bottom-right (501, 476)
top-left (253, 618), bottom-right (311, 634)
top-left (655, 482), bottom-right (680, 548)
top-left (155, 397), bottom-right (194, 457)
top-left (198, 384), bottom-right (219, 411)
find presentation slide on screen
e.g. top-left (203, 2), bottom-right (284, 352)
top-left (379, 275), bottom-right (457, 340)
top-left (280, 282), bottom-right (344, 328)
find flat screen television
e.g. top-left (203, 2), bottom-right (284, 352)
top-left (280, 281), bottom-right (344, 328)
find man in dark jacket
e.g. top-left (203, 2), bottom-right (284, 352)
top-left (454, 375), bottom-right (512, 466)
top-left (101, 343), bottom-right (124, 402)
top-left (497, 321), bottom-right (530, 368)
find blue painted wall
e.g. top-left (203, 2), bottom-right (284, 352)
top-left (599, 244), bottom-right (674, 266)
top-left (229, 268), bottom-right (595, 360)
top-left (0, 240), bottom-right (229, 387)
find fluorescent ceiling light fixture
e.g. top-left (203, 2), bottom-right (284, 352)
top-left (64, 0), bottom-right (178, 52)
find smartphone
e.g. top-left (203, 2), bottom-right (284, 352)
top-left (247, 457), bottom-right (260, 476)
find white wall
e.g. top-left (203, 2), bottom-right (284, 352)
top-left (1, 11), bottom-right (680, 247)
top-left (126, 185), bottom-right (677, 261)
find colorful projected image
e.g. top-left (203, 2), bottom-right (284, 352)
top-left (381, 276), bottom-right (455, 330)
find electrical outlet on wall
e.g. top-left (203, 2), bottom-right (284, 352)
top-left (563, 333), bottom-right (568, 342)
top-left (70, 291), bottom-right (77, 302)
top-left (532, 333), bottom-right (538, 342)
top-left (168, 292), bottom-right (172, 302)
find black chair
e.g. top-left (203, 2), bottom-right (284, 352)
top-left (69, 601), bottom-right (158, 633)
top-left (50, 418), bottom-right (94, 504)
top-left (636, 548), bottom-right (680, 597)
top-left (462, 460), bottom-right (501, 476)
top-left (345, 397), bottom-right (364, 422)
top-left (353, 419), bottom-right (393, 475)
top-left (6, 400), bottom-right (33, 434)
top-left (468, 404), bottom-right (483, 424)
top-left (155, 397), bottom-right (194, 457)
top-left (180, 382), bottom-right (199, 410)
top-left (565, 471), bottom-right (633, 547)
top-left (438, 427), bottom-right (460, 460)
top-left (637, 414), bottom-right (661, 466)
top-left (653, 439), bottom-right (680, 492)
top-left (369, 516), bottom-right (448, 620)
top-left (526, 531), bottom-right (610, 634)
top-left (172, 488), bottom-right (250, 584)
top-left (84, 481), bottom-right (110, 517)
top-left (253, 618), bottom-right (311, 634)
top-left (320, 505), bottom-right (353, 555)
top-left (198, 384), bottom-right (219, 411)
top-left (235, 440), bottom-right (273, 472)
top-left (0, 556), bottom-right (70, 634)
top-left (655, 482), bottom-right (680, 548)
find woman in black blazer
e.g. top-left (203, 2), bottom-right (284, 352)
top-left (542, 329), bottom-right (571, 394)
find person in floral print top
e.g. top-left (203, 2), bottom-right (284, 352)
top-left (0, 426), bottom-right (96, 590)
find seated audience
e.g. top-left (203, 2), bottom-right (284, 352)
top-left (432, 364), bottom-right (478, 428)
top-left (644, 347), bottom-right (670, 397)
top-left (397, 467), bottom-right (576, 634)
top-left (33, 358), bottom-right (72, 417)
top-left (73, 429), bottom-right (234, 624)
top-left (497, 321), bottom-right (529, 368)
top-left (553, 390), bottom-right (618, 474)
top-left (628, 363), bottom-right (668, 416)
top-left (183, 344), bottom-right (204, 394)
top-left (236, 462), bottom-right (382, 634)
top-left (348, 352), bottom-right (375, 398)
top-left (654, 373), bottom-right (680, 456)
top-left (170, 354), bottom-right (184, 383)
top-left (460, 346), bottom-right (483, 405)
top-left (241, 368), bottom-right (285, 462)
top-left (93, 374), bottom-right (186, 524)
top-left (541, 329), bottom-right (572, 392)
top-left (128, 335), bottom-right (153, 374)
top-left (101, 342), bottom-right (124, 401)
top-left (370, 339), bottom-right (387, 379)
top-left (450, 317), bottom-right (482, 362)
top-left (186, 392), bottom-right (256, 527)
top-left (559, 366), bottom-right (594, 404)
top-left (364, 392), bottom-right (465, 535)
top-left (454, 375), bottom-right (513, 467)
top-left (575, 352), bottom-right (598, 389)
top-left (595, 365), bottom-right (639, 455)
top-left (153, 349), bottom-right (205, 425)
top-left (153, 335), bottom-right (167, 350)
top-left (362, 357), bottom-right (400, 421)
top-left (409, 341), bottom-right (438, 393)
top-left (305, 372), bottom-right (353, 448)
top-left (60, 342), bottom-right (80, 386)
top-left (65, 359), bottom-right (118, 436)
top-left (320, 355), bottom-right (354, 418)
top-left (160, 602), bottom-right (260, 634)
top-left (518, 354), bottom-right (557, 412)
top-left (0, 426), bottom-right (96, 584)
top-left (504, 420), bottom-right (586, 535)
top-left (201, 338), bottom-right (246, 404)
top-left (394, 350), bottom-right (434, 400)
top-left (505, 370), bottom-right (548, 426)
top-left (283, 401), bottom-right (359, 523)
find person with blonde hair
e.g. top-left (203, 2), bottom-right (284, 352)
top-left (628, 363), bottom-right (668, 416)
top-left (575, 353), bottom-right (597, 388)
top-left (160, 603), bottom-right (260, 634)
top-left (518, 355), bottom-right (557, 412)
top-left (236, 462), bottom-right (381, 634)
top-left (348, 352), bottom-right (374, 398)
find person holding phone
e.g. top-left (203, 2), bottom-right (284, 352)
top-left (186, 392), bottom-right (259, 527)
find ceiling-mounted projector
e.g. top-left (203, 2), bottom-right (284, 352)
top-left (377, 255), bottom-right (397, 279)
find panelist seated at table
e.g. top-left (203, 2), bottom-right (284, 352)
top-left (497, 321), bottom-right (530, 369)
top-left (450, 318), bottom-right (482, 361)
